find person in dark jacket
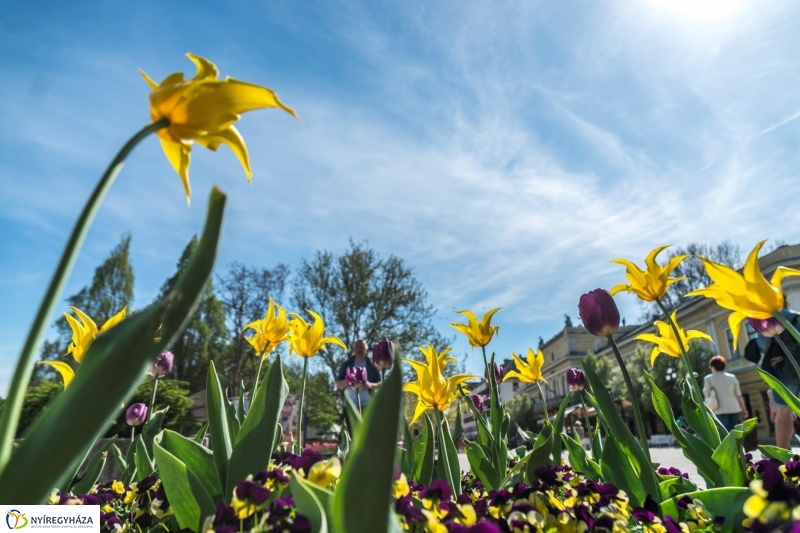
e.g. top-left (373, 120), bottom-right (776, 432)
top-left (745, 310), bottom-right (800, 449)
top-left (336, 339), bottom-right (381, 406)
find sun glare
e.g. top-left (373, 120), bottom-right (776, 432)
top-left (649, 0), bottom-right (742, 21)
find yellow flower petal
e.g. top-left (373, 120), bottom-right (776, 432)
top-left (196, 126), bottom-right (252, 179)
top-left (159, 139), bottom-right (192, 202)
top-left (39, 361), bottom-right (75, 388)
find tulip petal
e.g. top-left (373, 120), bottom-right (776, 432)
top-left (609, 283), bottom-right (630, 296)
top-left (503, 370), bottom-right (521, 382)
top-left (196, 126), bottom-right (252, 179)
top-left (139, 69), bottom-right (160, 91)
top-left (101, 306), bottom-right (127, 332)
top-left (71, 307), bottom-right (98, 334)
top-left (160, 138), bottom-right (193, 202)
top-left (39, 361), bottom-right (75, 388)
top-left (644, 245), bottom-right (670, 274)
top-left (771, 266), bottom-right (800, 289)
top-left (187, 53), bottom-right (220, 81)
top-left (410, 401), bottom-right (428, 424)
top-left (727, 312), bottom-right (746, 352)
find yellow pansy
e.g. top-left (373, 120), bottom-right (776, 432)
top-left (394, 472), bottom-right (411, 499)
top-left (686, 240), bottom-right (800, 349)
top-left (636, 311), bottom-right (713, 365)
top-left (503, 348), bottom-right (547, 384)
top-left (243, 297), bottom-right (290, 356)
top-left (141, 53), bottom-right (299, 202)
top-left (64, 306), bottom-right (127, 363)
top-left (287, 310), bottom-right (346, 358)
top-left (450, 308), bottom-right (501, 348)
top-left (610, 245), bottom-right (687, 302)
top-left (307, 457), bottom-right (341, 488)
top-left (403, 345), bottom-right (476, 423)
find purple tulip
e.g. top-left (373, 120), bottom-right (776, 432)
top-left (470, 394), bottom-right (485, 411)
top-left (578, 289), bottom-right (620, 337)
top-left (126, 403), bottom-right (148, 426)
top-left (372, 339), bottom-right (394, 370)
top-left (485, 362), bottom-right (504, 382)
top-left (747, 317), bottom-right (785, 338)
top-left (566, 368), bottom-right (586, 392)
top-left (149, 350), bottom-right (174, 379)
top-left (345, 366), bottom-right (368, 390)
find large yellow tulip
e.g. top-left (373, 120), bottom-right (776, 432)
top-left (610, 245), bottom-right (687, 302)
top-left (287, 311), bottom-right (346, 358)
top-left (450, 308), bottom-right (501, 348)
top-left (636, 311), bottom-right (713, 365)
top-left (503, 348), bottom-right (547, 384)
top-left (243, 298), bottom-right (290, 356)
top-left (686, 240), bottom-right (800, 349)
top-left (141, 53), bottom-right (299, 202)
top-left (64, 306), bottom-right (127, 364)
top-left (404, 345), bottom-right (476, 423)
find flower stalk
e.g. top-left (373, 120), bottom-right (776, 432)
top-left (295, 357), bottom-right (309, 453)
top-left (606, 334), bottom-right (650, 460)
top-left (535, 381), bottom-right (549, 426)
top-left (0, 118), bottom-right (169, 471)
top-left (148, 378), bottom-right (159, 423)
top-left (251, 344), bottom-right (270, 407)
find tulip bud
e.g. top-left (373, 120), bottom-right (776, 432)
top-left (485, 362), bottom-right (504, 382)
top-left (150, 350), bottom-right (174, 379)
top-left (470, 394), bottom-right (485, 411)
top-left (747, 317), bottom-right (785, 338)
top-left (566, 368), bottom-right (586, 392)
top-left (126, 403), bottom-right (148, 426)
top-left (372, 339), bottom-right (394, 370)
top-left (578, 289), bottom-right (620, 337)
top-left (345, 366), bottom-right (368, 390)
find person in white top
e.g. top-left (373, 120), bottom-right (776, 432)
top-left (703, 355), bottom-right (748, 432)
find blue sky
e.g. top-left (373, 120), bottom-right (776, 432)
top-left (2, 0), bottom-right (800, 393)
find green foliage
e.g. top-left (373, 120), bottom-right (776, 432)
top-left (292, 239), bottom-right (451, 380)
top-left (283, 361), bottom-right (339, 434)
top-left (507, 394), bottom-right (539, 433)
top-left (106, 380), bottom-right (199, 437)
top-left (156, 236), bottom-right (228, 393)
top-left (14, 382), bottom-right (61, 438)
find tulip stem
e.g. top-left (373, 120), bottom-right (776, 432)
top-left (148, 378), bottom-right (159, 423)
top-left (535, 381), bottom-right (549, 427)
top-left (381, 369), bottom-right (386, 382)
top-left (606, 334), bottom-right (650, 461)
top-left (295, 357), bottom-right (309, 453)
top-left (356, 391), bottom-right (362, 417)
top-left (131, 427), bottom-right (135, 444)
top-left (433, 409), bottom-right (456, 493)
top-left (251, 345), bottom-right (269, 409)
top-left (0, 118), bottom-right (169, 472)
top-left (579, 392), bottom-right (593, 453)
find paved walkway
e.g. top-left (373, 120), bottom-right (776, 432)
top-left (458, 446), bottom-right (800, 489)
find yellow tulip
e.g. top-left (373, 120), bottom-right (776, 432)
top-left (404, 345), bottom-right (476, 424)
top-left (686, 240), bottom-right (800, 349)
top-left (141, 53), bottom-right (299, 202)
top-left (450, 308), bottom-right (501, 348)
top-left (610, 245), bottom-right (687, 302)
top-left (38, 361), bottom-right (75, 388)
top-left (64, 306), bottom-right (127, 364)
top-left (242, 297), bottom-right (290, 356)
top-left (636, 311), bottom-right (713, 365)
top-left (287, 311), bottom-right (346, 358)
top-left (307, 456), bottom-right (342, 488)
top-left (503, 348), bottom-right (547, 384)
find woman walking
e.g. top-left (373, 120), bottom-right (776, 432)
top-left (703, 355), bottom-right (748, 432)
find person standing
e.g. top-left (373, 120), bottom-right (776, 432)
top-left (703, 355), bottom-right (748, 433)
top-left (335, 339), bottom-right (382, 409)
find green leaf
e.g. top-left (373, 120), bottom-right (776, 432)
top-left (561, 434), bottom-right (602, 481)
top-left (0, 188), bottom-right (226, 504)
top-left (134, 436), bottom-right (154, 481)
top-left (524, 424), bottom-right (553, 484)
top-left (681, 388), bottom-right (720, 449)
top-left (122, 438), bottom-right (137, 485)
top-left (643, 372), bottom-right (719, 487)
top-left (400, 414), bottom-right (415, 479)
top-left (141, 407), bottom-right (167, 458)
top-left (465, 442), bottom-right (501, 489)
top-left (661, 488), bottom-right (750, 533)
top-left (206, 360), bottom-right (233, 488)
top-left (756, 367), bottom-right (800, 418)
top-left (583, 363), bottom-right (660, 503)
top-left (158, 430), bottom-right (222, 504)
top-left (343, 393), bottom-right (363, 442)
top-left (601, 437), bottom-right (646, 505)
top-left (658, 476), bottom-right (697, 500)
top-left (227, 354), bottom-right (288, 493)
top-left (438, 417), bottom-right (461, 497)
top-left (412, 415), bottom-right (434, 485)
top-left (217, 373), bottom-right (240, 443)
top-left (759, 445), bottom-right (796, 463)
top-left (517, 426), bottom-right (536, 445)
top-left (452, 401), bottom-right (464, 444)
top-left (194, 422), bottom-right (209, 444)
top-left (711, 418), bottom-right (755, 487)
top-left (291, 474), bottom-right (329, 533)
top-left (331, 362), bottom-right (402, 533)
top-left (550, 393), bottom-right (572, 465)
top-left (72, 452), bottom-right (106, 495)
top-left (236, 380), bottom-right (247, 424)
top-left (154, 441), bottom-right (216, 533)
top-left (110, 443), bottom-right (127, 476)
top-left (74, 437), bottom-right (117, 489)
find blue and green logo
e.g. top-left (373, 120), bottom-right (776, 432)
top-left (5, 510), bottom-right (27, 530)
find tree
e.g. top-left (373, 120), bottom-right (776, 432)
top-left (38, 235), bottom-right (135, 380)
top-left (156, 236), bottom-right (228, 392)
top-left (217, 262), bottom-right (290, 389)
top-left (507, 394), bottom-right (539, 433)
top-left (292, 239), bottom-right (449, 380)
top-left (283, 360), bottom-right (340, 435)
top-left (641, 241), bottom-right (742, 319)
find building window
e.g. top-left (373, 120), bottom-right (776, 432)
top-left (726, 329), bottom-right (740, 360)
top-left (512, 382), bottom-right (518, 392)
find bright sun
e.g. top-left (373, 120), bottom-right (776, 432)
top-left (649, 0), bottom-right (743, 21)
